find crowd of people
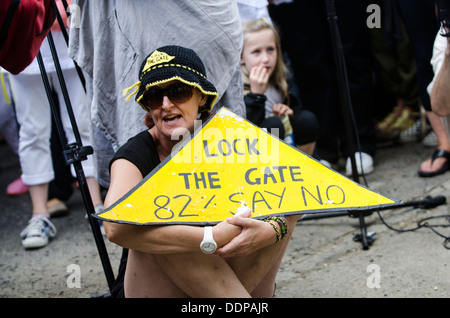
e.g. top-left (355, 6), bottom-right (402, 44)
top-left (1, 0), bottom-right (450, 298)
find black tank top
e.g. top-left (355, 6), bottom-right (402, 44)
top-left (110, 130), bottom-right (161, 178)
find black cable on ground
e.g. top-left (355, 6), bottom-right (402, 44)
top-left (376, 209), bottom-right (450, 249)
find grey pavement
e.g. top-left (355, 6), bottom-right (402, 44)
top-left (0, 136), bottom-right (449, 298)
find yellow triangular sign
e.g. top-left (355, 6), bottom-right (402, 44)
top-left (96, 107), bottom-right (401, 225)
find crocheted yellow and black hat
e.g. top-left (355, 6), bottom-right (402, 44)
top-left (123, 45), bottom-right (218, 112)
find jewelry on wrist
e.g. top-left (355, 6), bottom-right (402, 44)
top-left (264, 215), bottom-right (288, 242)
top-left (265, 219), bottom-right (282, 242)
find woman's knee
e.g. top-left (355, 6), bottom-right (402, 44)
top-left (125, 251), bottom-right (188, 297)
top-left (156, 253), bottom-right (250, 297)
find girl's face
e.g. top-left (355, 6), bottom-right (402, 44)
top-left (147, 80), bottom-right (207, 140)
top-left (241, 29), bottom-right (278, 78)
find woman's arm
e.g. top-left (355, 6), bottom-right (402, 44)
top-left (103, 158), bottom-right (242, 254)
top-left (216, 214), bottom-right (303, 257)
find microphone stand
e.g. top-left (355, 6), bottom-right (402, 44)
top-left (321, 0), bottom-right (370, 248)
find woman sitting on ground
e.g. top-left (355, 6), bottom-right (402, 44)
top-left (103, 45), bottom-right (303, 298)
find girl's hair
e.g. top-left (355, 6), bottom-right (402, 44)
top-left (241, 19), bottom-right (290, 103)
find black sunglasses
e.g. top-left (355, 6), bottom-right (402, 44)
top-left (143, 82), bottom-right (194, 110)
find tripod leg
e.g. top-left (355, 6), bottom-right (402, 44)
top-left (37, 34), bottom-right (116, 291)
top-left (358, 213), bottom-right (369, 250)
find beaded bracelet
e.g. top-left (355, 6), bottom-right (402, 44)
top-left (265, 219), bottom-right (282, 242)
top-left (265, 215), bottom-right (288, 240)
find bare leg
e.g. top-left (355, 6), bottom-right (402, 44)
top-left (250, 236), bottom-right (290, 297)
top-left (154, 252), bottom-right (251, 298)
top-left (86, 176), bottom-right (103, 207)
top-left (154, 224), bottom-right (297, 298)
top-left (124, 218), bottom-right (300, 298)
top-left (227, 225), bottom-right (295, 297)
top-left (29, 183), bottom-right (49, 215)
top-left (125, 250), bottom-right (189, 297)
top-left (419, 111), bottom-right (450, 173)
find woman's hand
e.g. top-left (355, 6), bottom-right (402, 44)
top-left (272, 103), bottom-right (293, 117)
top-left (212, 208), bottom-right (251, 248)
top-left (249, 65), bottom-right (269, 94)
top-left (214, 216), bottom-right (277, 258)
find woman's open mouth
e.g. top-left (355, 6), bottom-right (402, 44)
top-left (163, 114), bottom-right (182, 122)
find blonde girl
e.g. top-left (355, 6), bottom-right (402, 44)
top-left (241, 19), bottom-right (319, 155)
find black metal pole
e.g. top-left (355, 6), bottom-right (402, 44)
top-left (53, 0), bottom-right (86, 92)
top-left (37, 34), bottom-right (115, 291)
top-left (325, 0), bottom-right (369, 249)
top-left (300, 196), bottom-right (447, 220)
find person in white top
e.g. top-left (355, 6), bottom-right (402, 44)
top-left (8, 1), bottom-right (103, 249)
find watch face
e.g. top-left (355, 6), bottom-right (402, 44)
top-left (201, 243), bottom-right (216, 253)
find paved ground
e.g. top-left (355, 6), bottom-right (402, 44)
top-left (0, 136), bottom-right (449, 298)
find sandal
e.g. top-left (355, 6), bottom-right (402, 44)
top-left (47, 198), bottom-right (69, 217)
top-left (390, 107), bottom-right (418, 131)
top-left (418, 149), bottom-right (450, 177)
top-left (377, 106), bottom-right (402, 131)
